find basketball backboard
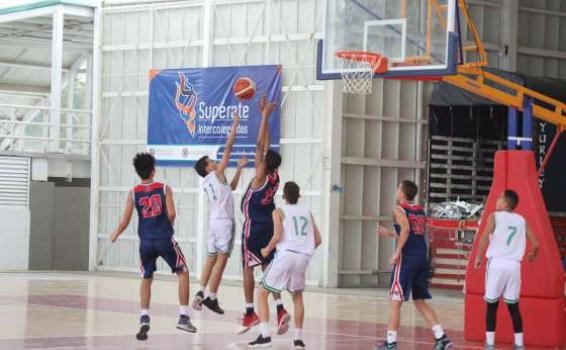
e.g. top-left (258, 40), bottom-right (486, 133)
top-left (318, 0), bottom-right (460, 80)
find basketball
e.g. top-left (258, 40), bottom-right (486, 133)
top-left (233, 77), bottom-right (256, 100)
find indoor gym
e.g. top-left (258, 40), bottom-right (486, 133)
top-left (0, 0), bottom-right (564, 349)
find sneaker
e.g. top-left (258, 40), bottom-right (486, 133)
top-left (375, 341), bottom-right (397, 350)
top-left (294, 339), bottom-right (306, 349)
top-left (135, 315), bottom-right (150, 341)
top-left (238, 312), bottom-right (260, 334)
top-left (276, 307), bottom-right (291, 335)
top-left (434, 335), bottom-right (453, 350)
top-left (248, 334), bottom-right (272, 348)
top-left (202, 297), bottom-right (225, 315)
top-left (192, 291), bottom-right (204, 311)
top-left (176, 315), bottom-right (197, 333)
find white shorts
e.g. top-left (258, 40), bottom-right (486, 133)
top-left (484, 258), bottom-right (521, 304)
top-left (207, 219), bottom-right (235, 256)
top-left (261, 250), bottom-right (310, 294)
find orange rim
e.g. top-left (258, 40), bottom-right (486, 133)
top-left (336, 51), bottom-right (389, 74)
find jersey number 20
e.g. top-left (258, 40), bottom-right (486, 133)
top-left (139, 195), bottom-right (162, 218)
top-left (292, 216), bottom-right (309, 236)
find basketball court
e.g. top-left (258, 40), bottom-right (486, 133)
top-left (0, 0), bottom-right (565, 349)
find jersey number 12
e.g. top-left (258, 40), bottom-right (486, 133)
top-left (292, 216), bottom-right (309, 236)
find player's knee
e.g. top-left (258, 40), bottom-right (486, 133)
top-left (292, 292), bottom-right (303, 302)
top-left (177, 269), bottom-right (189, 279)
top-left (390, 300), bottom-right (403, 309)
top-left (258, 287), bottom-right (270, 298)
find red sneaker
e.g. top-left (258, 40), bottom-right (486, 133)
top-left (276, 307), bottom-right (291, 335)
top-left (237, 312), bottom-right (259, 334)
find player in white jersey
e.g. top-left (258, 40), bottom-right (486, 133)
top-left (193, 114), bottom-right (248, 314)
top-left (248, 181), bottom-right (322, 349)
top-left (474, 190), bottom-right (539, 350)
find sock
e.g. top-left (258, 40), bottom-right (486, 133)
top-left (514, 333), bottom-right (524, 347)
top-left (275, 299), bottom-right (283, 312)
top-left (198, 286), bottom-right (205, 294)
top-left (294, 328), bottom-right (304, 341)
top-left (260, 322), bottom-right (271, 338)
top-left (386, 330), bottom-right (397, 344)
top-left (486, 332), bottom-right (495, 346)
top-left (179, 305), bottom-right (189, 316)
top-left (140, 309), bottom-right (150, 317)
top-left (209, 293), bottom-right (217, 301)
top-left (432, 324), bottom-right (445, 339)
top-left (246, 303), bottom-right (254, 315)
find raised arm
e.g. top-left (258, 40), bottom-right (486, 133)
top-left (474, 213), bottom-right (496, 269)
top-left (230, 156), bottom-right (248, 190)
top-left (165, 185), bottom-right (176, 226)
top-left (216, 114), bottom-right (241, 179)
top-left (312, 213), bottom-right (322, 248)
top-left (110, 191), bottom-right (135, 242)
top-left (253, 95), bottom-right (277, 187)
top-left (525, 223), bottom-right (539, 261)
top-left (390, 207), bottom-right (410, 265)
top-left (262, 209), bottom-right (284, 258)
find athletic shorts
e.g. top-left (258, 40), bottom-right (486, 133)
top-left (261, 250), bottom-right (310, 294)
top-left (484, 257), bottom-right (521, 304)
top-left (390, 254), bottom-right (431, 301)
top-left (241, 221), bottom-right (276, 268)
top-left (207, 218), bottom-right (235, 256)
top-left (139, 237), bottom-right (188, 279)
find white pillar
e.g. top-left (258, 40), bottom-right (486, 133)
top-left (50, 6), bottom-right (64, 152)
top-left (499, 0), bottom-right (518, 72)
top-left (322, 81), bottom-right (343, 288)
top-left (88, 5), bottom-right (102, 271)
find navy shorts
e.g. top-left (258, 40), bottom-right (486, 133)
top-left (241, 221), bottom-right (276, 268)
top-left (390, 254), bottom-right (431, 301)
top-left (139, 237), bottom-right (188, 279)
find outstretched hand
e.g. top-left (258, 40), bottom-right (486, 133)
top-left (259, 94), bottom-right (277, 116)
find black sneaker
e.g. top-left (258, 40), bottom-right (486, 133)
top-left (135, 315), bottom-right (150, 341)
top-left (375, 342), bottom-right (397, 350)
top-left (248, 334), bottom-right (272, 348)
top-left (176, 315), bottom-right (197, 333)
top-left (202, 297), bottom-right (225, 315)
top-left (434, 335), bottom-right (453, 350)
top-left (192, 291), bottom-right (204, 311)
top-left (294, 339), bottom-right (306, 349)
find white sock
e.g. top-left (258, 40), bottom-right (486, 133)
top-left (209, 293), bottom-right (217, 300)
top-left (179, 305), bottom-right (189, 316)
top-left (246, 303), bottom-right (254, 309)
top-left (275, 299), bottom-right (283, 306)
top-left (486, 332), bottom-right (495, 346)
top-left (140, 309), bottom-right (150, 317)
top-left (294, 328), bottom-right (304, 341)
top-left (432, 324), bottom-right (445, 339)
top-left (387, 330), bottom-right (397, 343)
top-left (260, 322), bottom-right (271, 338)
top-left (514, 333), bottom-right (523, 347)
top-left (198, 285), bottom-right (205, 293)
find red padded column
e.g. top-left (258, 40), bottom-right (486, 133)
top-left (464, 151), bottom-right (565, 347)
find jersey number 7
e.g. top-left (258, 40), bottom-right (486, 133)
top-left (506, 226), bottom-right (517, 246)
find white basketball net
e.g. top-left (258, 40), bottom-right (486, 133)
top-left (337, 53), bottom-right (380, 95)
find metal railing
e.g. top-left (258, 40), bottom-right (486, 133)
top-left (0, 103), bottom-right (91, 156)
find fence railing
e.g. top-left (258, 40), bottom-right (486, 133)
top-left (0, 103), bottom-right (91, 156)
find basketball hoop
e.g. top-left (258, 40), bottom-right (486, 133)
top-left (336, 51), bottom-right (388, 95)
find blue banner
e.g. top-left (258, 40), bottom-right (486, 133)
top-left (147, 65), bottom-right (282, 166)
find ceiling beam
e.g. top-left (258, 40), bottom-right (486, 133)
top-left (0, 60), bottom-right (71, 73)
top-left (0, 37), bottom-right (92, 51)
top-left (0, 6), bottom-right (54, 25)
top-left (0, 84), bottom-right (50, 95)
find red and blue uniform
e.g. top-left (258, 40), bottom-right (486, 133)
top-left (390, 202), bottom-right (431, 301)
top-left (241, 171), bottom-right (279, 267)
top-left (133, 182), bottom-right (187, 279)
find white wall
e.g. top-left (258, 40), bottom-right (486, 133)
top-left (0, 207), bottom-right (30, 270)
top-left (93, 0), bottom-right (327, 285)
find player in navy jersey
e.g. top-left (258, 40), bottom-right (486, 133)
top-left (375, 180), bottom-right (452, 350)
top-left (110, 153), bottom-right (196, 341)
top-left (239, 95), bottom-right (289, 335)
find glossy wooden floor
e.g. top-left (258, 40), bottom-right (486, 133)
top-left (0, 272), bottom-right (532, 350)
